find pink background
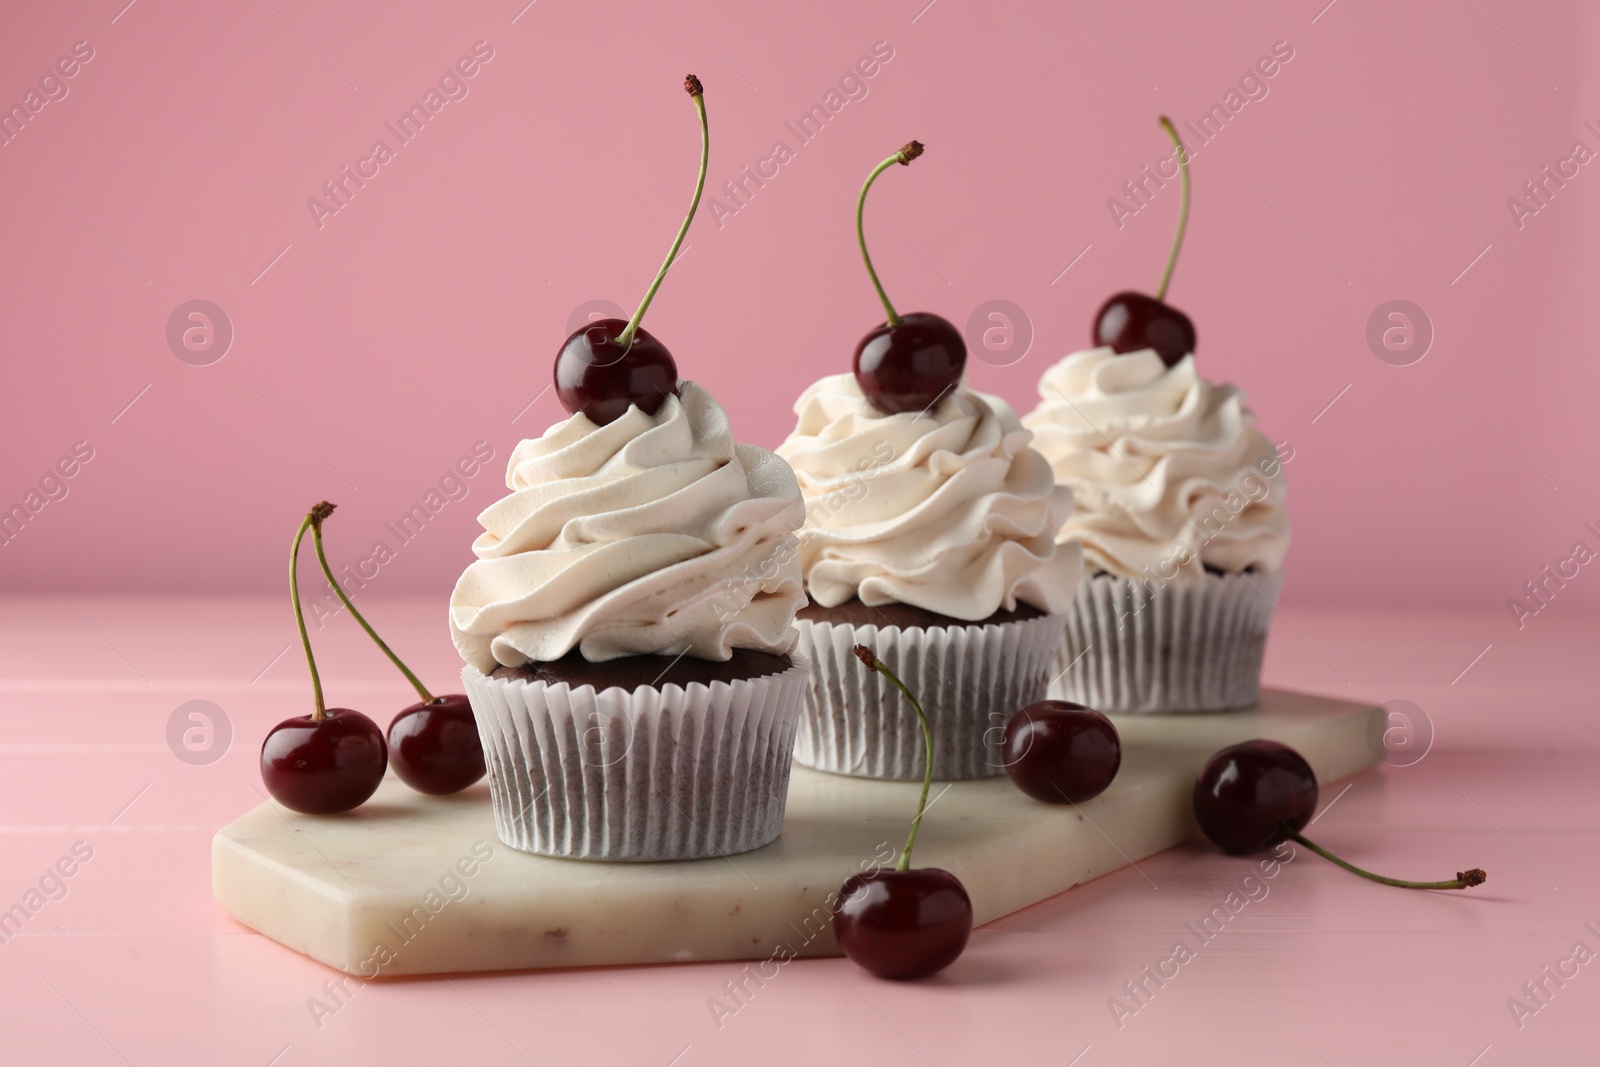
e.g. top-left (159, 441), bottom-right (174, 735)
top-left (2, 0), bottom-right (1596, 622)
top-left (2, 5), bottom-right (1597, 1063)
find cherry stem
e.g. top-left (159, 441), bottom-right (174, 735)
top-left (854, 645), bottom-right (932, 873)
top-left (309, 503), bottom-right (434, 704)
top-left (1154, 116), bottom-right (1189, 303)
top-left (1287, 830), bottom-right (1486, 891)
top-left (289, 509), bottom-right (326, 722)
top-left (856, 141), bottom-right (923, 329)
top-left (615, 75), bottom-right (708, 351)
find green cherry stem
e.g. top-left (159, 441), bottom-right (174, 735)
top-left (309, 503), bottom-right (433, 704)
top-left (854, 644), bottom-right (933, 873)
top-left (855, 140), bottom-right (924, 328)
top-left (615, 75), bottom-right (709, 351)
top-left (1153, 116), bottom-right (1189, 303)
top-left (1286, 830), bottom-right (1486, 891)
top-left (290, 508), bottom-right (327, 722)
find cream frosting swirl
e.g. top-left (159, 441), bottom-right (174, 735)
top-left (1022, 347), bottom-right (1289, 581)
top-left (449, 381), bottom-right (806, 671)
top-left (775, 374), bottom-right (1081, 619)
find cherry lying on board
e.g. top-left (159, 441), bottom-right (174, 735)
top-left (834, 645), bottom-right (973, 980)
top-left (1001, 700), bottom-right (1121, 804)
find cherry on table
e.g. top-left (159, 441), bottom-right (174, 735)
top-left (388, 694), bottom-right (486, 795)
top-left (261, 709), bottom-right (387, 815)
top-left (1193, 738), bottom-right (1487, 891)
top-left (1192, 739), bottom-right (1316, 854)
top-left (838, 645), bottom-right (974, 979)
top-left (1001, 700), bottom-right (1120, 804)
top-left (833, 868), bottom-right (973, 981)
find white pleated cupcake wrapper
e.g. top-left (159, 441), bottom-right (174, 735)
top-left (1048, 570), bottom-right (1283, 715)
top-left (791, 612), bottom-right (1068, 781)
top-left (462, 662), bottom-right (807, 861)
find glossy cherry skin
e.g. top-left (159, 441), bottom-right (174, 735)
top-left (260, 709), bottom-right (388, 815)
top-left (1093, 291), bottom-right (1196, 367)
top-left (1001, 700), bottom-right (1121, 804)
top-left (554, 318), bottom-right (679, 426)
top-left (833, 868), bottom-right (972, 980)
top-left (1193, 739), bottom-right (1318, 855)
top-left (388, 694), bottom-right (485, 795)
top-left (853, 311), bottom-right (967, 415)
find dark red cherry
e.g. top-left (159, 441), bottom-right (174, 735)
top-left (261, 709), bottom-right (387, 815)
top-left (554, 318), bottom-right (679, 426)
top-left (388, 694), bottom-right (485, 795)
top-left (1001, 700), bottom-right (1120, 804)
top-left (1093, 291), bottom-right (1196, 367)
top-left (1192, 739), bottom-right (1317, 855)
top-left (833, 868), bottom-right (972, 980)
top-left (853, 312), bottom-right (966, 415)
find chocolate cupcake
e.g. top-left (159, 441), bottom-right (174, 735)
top-left (451, 382), bottom-right (809, 860)
top-left (1023, 348), bottom-right (1290, 713)
top-left (776, 374), bottom-right (1081, 781)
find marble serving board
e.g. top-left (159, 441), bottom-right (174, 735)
top-left (212, 689), bottom-right (1383, 977)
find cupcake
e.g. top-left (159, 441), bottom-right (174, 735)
top-left (776, 374), bottom-right (1082, 780)
top-left (450, 382), bottom-right (810, 860)
top-left (450, 73), bottom-right (811, 860)
top-left (1022, 347), bottom-right (1289, 713)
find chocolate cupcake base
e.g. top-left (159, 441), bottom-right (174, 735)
top-left (791, 603), bottom-right (1067, 781)
top-left (463, 651), bottom-right (807, 861)
top-left (1048, 569), bottom-right (1283, 714)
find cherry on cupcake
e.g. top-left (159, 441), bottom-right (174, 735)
top-left (1093, 117), bottom-right (1197, 366)
top-left (309, 504), bottom-right (485, 796)
top-left (1194, 739), bottom-right (1486, 891)
top-left (1001, 700), bottom-right (1121, 804)
top-left (852, 141), bottom-right (967, 414)
top-left (554, 75), bottom-right (709, 426)
top-left (833, 645), bottom-right (973, 980)
top-left (260, 504), bottom-right (387, 815)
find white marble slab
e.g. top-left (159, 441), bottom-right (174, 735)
top-left (212, 688), bottom-right (1382, 976)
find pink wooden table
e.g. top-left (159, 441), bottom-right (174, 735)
top-left (0, 595), bottom-right (1593, 1065)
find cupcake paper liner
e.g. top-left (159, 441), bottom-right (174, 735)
top-left (462, 660), bottom-right (807, 861)
top-left (1048, 570), bottom-right (1283, 714)
top-left (791, 612), bottom-right (1068, 781)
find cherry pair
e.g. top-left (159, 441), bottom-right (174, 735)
top-left (260, 503), bottom-right (485, 815)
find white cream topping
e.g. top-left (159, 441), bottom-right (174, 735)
top-left (775, 374), bottom-right (1080, 620)
top-left (449, 381), bottom-right (806, 671)
top-left (1023, 347), bottom-right (1289, 582)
